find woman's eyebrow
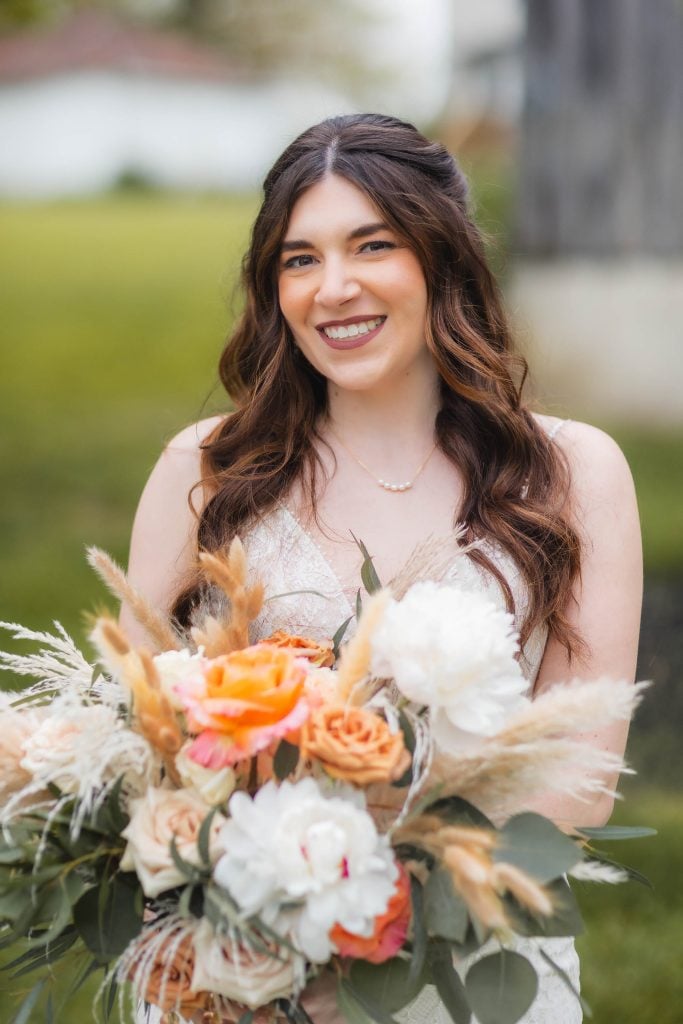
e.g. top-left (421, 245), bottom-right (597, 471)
top-left (280, 222), bottom-right (390, 253)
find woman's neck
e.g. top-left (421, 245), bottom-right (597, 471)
top-left (324, 371), bottom-right (440, 457)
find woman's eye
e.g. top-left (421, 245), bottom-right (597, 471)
top-left (359, 239), bottom-right (395, 254)
top-left (283, 254), bottom-right (315, 270)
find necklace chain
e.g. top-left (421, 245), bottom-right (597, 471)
top-left (328, 428), bottom-right (437, 493)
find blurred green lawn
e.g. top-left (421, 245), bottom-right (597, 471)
top-left (0, 194), bottom-right (680, 1022)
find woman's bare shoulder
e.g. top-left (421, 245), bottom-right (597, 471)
top-left (532, 414), bottom-right (634, 501)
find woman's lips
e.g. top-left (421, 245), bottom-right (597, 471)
top-left (316, 318), bottom-right (386, 351)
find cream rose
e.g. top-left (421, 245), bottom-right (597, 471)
top-left (120, 787), bottom-right (225, 897)
top-left (153, 649), bottom-right (208, 711)
top-left (0, 705), bottom-right (45, 800)
top-left (191, 919), bottom-right (303, 1009)
top-left (175, 742), bottom-right (236, 805)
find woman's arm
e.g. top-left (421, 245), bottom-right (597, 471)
top-left (525, 420), bottom-right (643, 829)
top-left (119, 416), bottom-right (224, 647)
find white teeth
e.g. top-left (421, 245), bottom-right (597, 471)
top-left (322, 317), bottom-right (384, 340)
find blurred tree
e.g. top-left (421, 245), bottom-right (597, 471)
top-left (517, 0), bottom-right (683, 257)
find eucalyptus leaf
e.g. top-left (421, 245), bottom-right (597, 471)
top-left (274, 740), bottom-right (300, 781)
top-left (342, 975), bottom-right (401, 1024)
top-left (170, 834), bottom-right (206, 884)
top-left (73, 874), bottom-right (143, 961)
top-left (423, 869), bottom-right (469, 943)
top-left (503, 877), bottom-right (584, 939)
top-left (198, 806), bottom-right (221, 867)
top-left (429, 941), bottom-right (471, 1023)
top-left (10, 978), bottom-right (46, 1024)
top-left (576, 825), bottom-right (657, 841)
top-left (332, 616), bottom-right (353, 659)
top-left (349, 956), bottom-right (424, 1014)
top-left (495, 814), bottom-right (582, 882)
top-left (351, 533), bottom-right (383, 594)
top-left (337, 980), bottom-right (375, 1024)
top-left (425, 796), bottom-right (494, 830)
top-left (407, 876), bottom-right (427, 987)
top-left (465, 951), bottom-right (538, 1024)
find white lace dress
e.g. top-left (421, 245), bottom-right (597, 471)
top-left (141, 421), bottom-right (582, 1024)
top-left (238, 505), bottom-right (582, 1024)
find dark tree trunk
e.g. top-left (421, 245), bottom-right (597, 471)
top-left (516, 0), bottom-right (683, 258)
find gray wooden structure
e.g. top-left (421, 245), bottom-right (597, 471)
top-left (516, 0), bottom-right (683, 258)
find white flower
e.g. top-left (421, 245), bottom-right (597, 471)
top-left (370, 582), bottom-right (530, 752)
top-left (19, 698), bottom-right (155, 799)
top-left (175, 742), bottom-right (236, 805)
top-left (153, 648), bottom-right (208, 711)
top-left (120, 786), bottom-right (225, 897)
top-left (191, 920), bottom-right (304, 1009)
top-left (213, 778), bottom-right (398, 962)
top-left (0, 705), bottom-right (47, 800)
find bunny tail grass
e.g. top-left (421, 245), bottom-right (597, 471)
top-left (86, 546), bottom-right (181, 653)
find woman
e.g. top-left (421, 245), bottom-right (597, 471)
top-left (123, 114), bottom-right (642, 1023)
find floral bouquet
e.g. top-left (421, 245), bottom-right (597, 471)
top-left (0, 539), bottom-right (652, 1024)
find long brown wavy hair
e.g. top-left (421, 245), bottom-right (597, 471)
top-left (175, 113), bottom-right (582, 656)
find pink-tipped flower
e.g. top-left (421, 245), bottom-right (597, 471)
top-left (330, 863), bottom-right (412, 964)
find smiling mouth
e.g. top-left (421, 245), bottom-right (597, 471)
top-left (318, 316), bottom-right (385, 340)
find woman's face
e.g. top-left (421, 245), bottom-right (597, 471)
top-left (277, 174), bottom-right (433, 395)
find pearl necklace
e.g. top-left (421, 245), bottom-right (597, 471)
top-left (328, 428), bottom-right (437, 493)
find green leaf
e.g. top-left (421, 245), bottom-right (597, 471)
top-left (423, 869), bottom-right (469, 943)
top-left (349, 956), bottom-right (424, 1015)
top-left (356, 589), bottom-right (363, 620)
top-left (407, 876), bottom-right (427, 987)
top-left (332, 616), bottom-right (353, 660)
top-left (423, 796), bottom-right (494, 830)
top-left (538, 948), bottom-right (592, 1018)
top-left (576, 824), bottom-right (657, 841)
top-left (10, 978), bottom-right (47, 1024)
top-left (274, 740), bottom-right (300, 781)
top-left (495, 814), bottom-right (582, 882)
top-left (73, 874), bottom-right (143, 962)
top-left (429, 940), bottom-right (471, 1023)
top-left (198, 806), bottom-right (221, 867)
top-left (338, 980), bottom-right (375, 1024)
top-left (393, 711), bottom-right (415, 788)
top-left (169, 834), bottom-right (206, 884)
top-left (351, 533), bottom-right (383, 594)
top-left (236, 1011), bottom-right (254, 1024)
top-left (503, 877), bottom-right (584, 939)
top-left (46, 991), bottom-right (55, 1024)
top-left (465, 950), bottom-right (538, 1024)
top-left (341, 976), bottom-right (401, 1024)
top-left (581, 851), bottom-right (653, 889)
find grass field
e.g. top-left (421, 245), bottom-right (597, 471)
top-left (0, 193), bottom-right (681, 1023)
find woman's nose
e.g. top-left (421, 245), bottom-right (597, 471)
top-left (314, 258), bottom-right (361, 307)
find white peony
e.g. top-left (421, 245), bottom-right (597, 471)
top-left (191, 919), bottom-right (305, 1009)
top-left (153, 648), bottom-right (208, 710)
top-left (213, 778), bottom-right (398, 962)
top-left (370, 582), bottom-right (530, 752)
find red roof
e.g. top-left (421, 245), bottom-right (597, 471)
top-left (0, 9), bottom-right (244, 83)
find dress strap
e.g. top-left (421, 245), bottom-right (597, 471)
top-left (547, 418), bottom-right (572, 441)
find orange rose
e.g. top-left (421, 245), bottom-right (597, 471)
top-left (300, 705), bottom-right (411, 786)
top-left (133, 931), bottom-right (208, 1016)
top-left (261, 630), bottom-right (335, 668)
top-left (180, 645), bottom-right (310, 768)
top-left (330, 864), bottom-right (412, 963)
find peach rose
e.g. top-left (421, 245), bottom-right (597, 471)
top-left (178, 645), bottom-right (310, 769)
top-left (330, 864), bottom-right (412, 963)
top-left (191, 919), bottom-right (303, 1009)
top-left (300, 705), bottom-right (411, 786)
top-left (261, 631), bottom-right (335, 668)
top-left (133, 929), bottom-right (208, 1016)
top-left (120, 786), bottom-right (225, 897)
